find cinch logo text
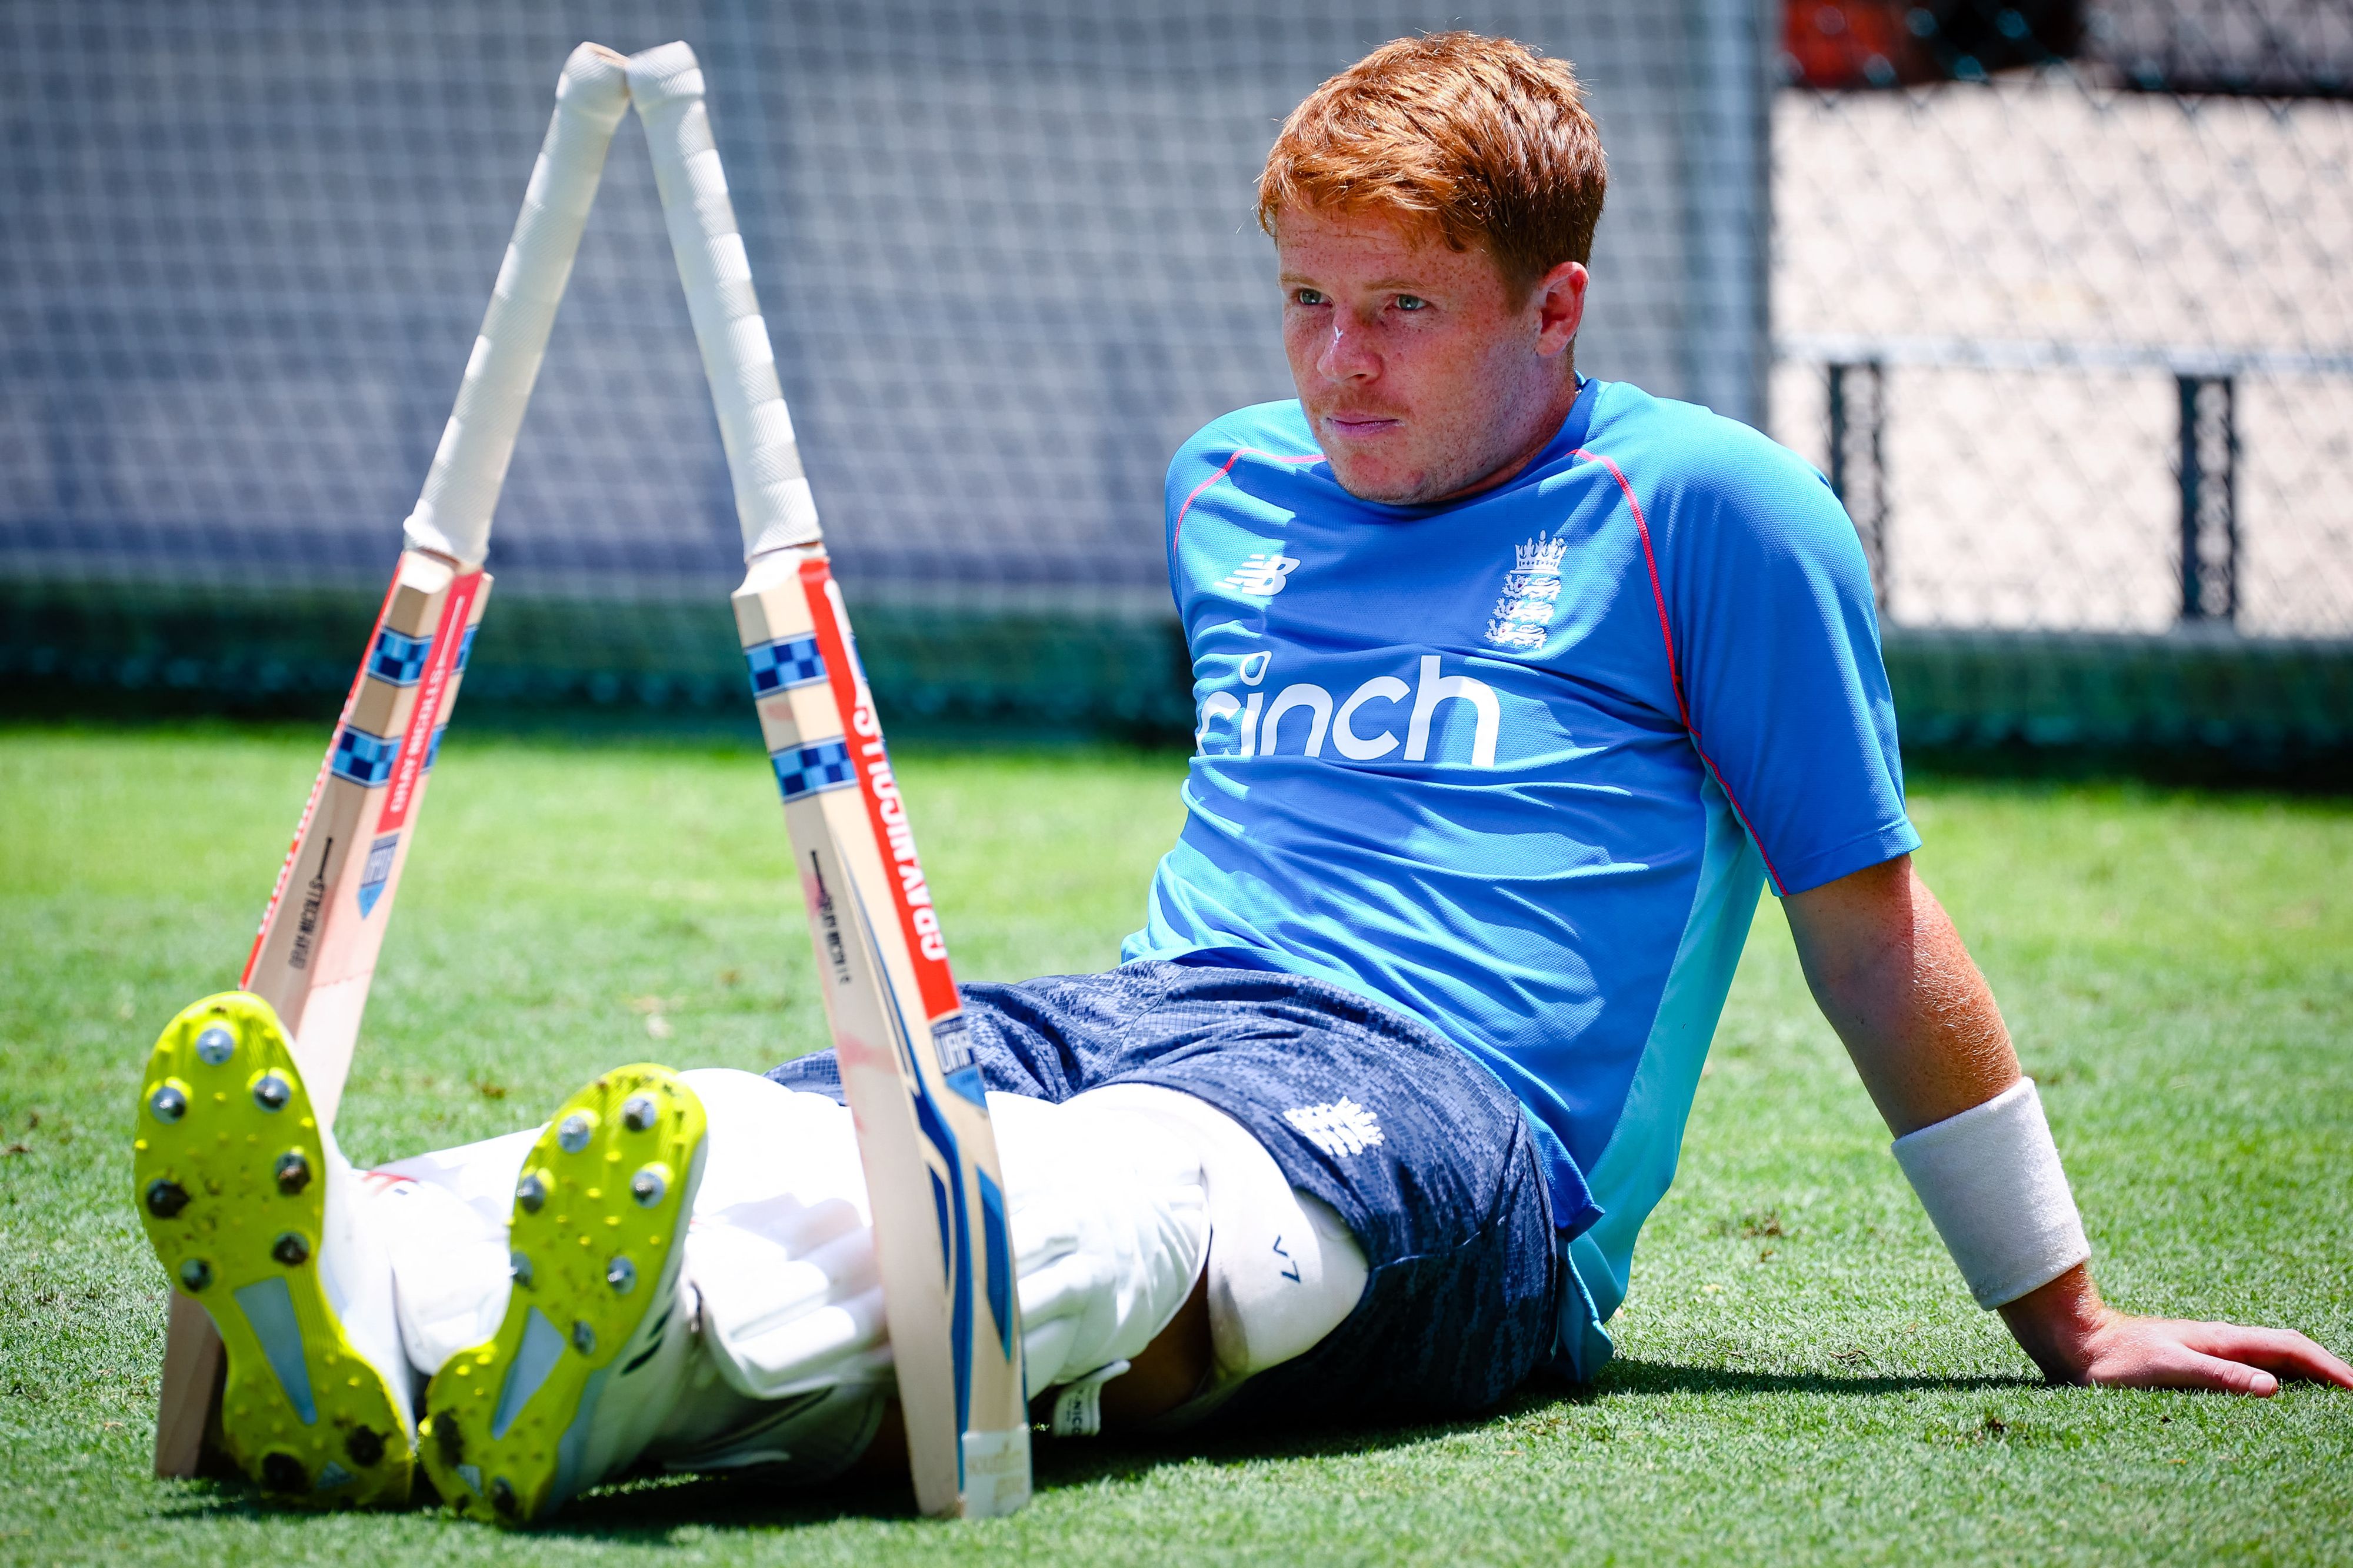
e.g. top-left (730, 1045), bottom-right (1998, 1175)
top-left (1196, 655), bottom-right (1499, 768)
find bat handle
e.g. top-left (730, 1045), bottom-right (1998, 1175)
top-left (629, 41), bottom-right (824, 562)
top-left (402, 42), bottom-right (632, 566)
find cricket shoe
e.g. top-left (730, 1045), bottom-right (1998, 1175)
top-left (132, 992), bottom-right (416, 1507)
top-left (419, 1063), bottom-right (707, 1526)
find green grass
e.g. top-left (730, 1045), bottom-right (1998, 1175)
top-left (2, 724), bottom-right (2348, 1566)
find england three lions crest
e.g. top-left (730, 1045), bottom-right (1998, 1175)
top-left (1485, 536), bottom-right (1567, 652)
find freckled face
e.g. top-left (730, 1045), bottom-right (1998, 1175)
top-left (1277, 205), bottom-right (1587, 506)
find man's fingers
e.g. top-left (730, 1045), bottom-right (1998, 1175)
top-left (2174, 1352), bottom-right (2278, 1397)
top-left (2085, 1316), bottom-right (2353, 1396)
top-left (2168, 1321), bottom-right (2353, 1389)
top-left (2089, 1340), bottom-right (2277, 1396)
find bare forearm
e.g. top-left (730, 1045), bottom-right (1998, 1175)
top-left (1787, 857), bottom-right (2097, 1360)
top-left (1783, 855), bottom-right (2016, 1136)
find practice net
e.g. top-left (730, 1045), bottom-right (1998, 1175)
top-left (3, 0), bottom-right (2346, 754)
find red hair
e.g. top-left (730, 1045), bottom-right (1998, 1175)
top-left (1258, 32), bottom-right (1608, 301)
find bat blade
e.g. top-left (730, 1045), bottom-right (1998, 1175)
top-left (241, 552), bottom-right (488, 1121)
top-left (734, 548), bottom-right (1031, 1519)
top-left (152, 551), bottom-right (488, 1482)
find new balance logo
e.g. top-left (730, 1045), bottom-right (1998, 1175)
top-left (1217, 553), bottom-right (1301, 596)
top-left (1284, 1097), bottom-right (1384, 1157)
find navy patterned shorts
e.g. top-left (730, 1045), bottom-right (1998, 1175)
top-left (768, 958), bottom-right (1578, 1424)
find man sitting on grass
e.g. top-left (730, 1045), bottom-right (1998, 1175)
top-left (134, 31), bottom-right (2350, 1523)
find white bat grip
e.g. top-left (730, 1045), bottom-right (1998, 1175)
top-left (628, 41), bottom-right (822, 560)
top-left (401, 43), bottom-right (632, 567)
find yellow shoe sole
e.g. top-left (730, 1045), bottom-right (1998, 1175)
top-left (419, 1063), bottom-right (705, 1526)
top-left (132, 992), bottom-right (414, 1507)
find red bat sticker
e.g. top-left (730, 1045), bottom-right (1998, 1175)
top-left (798, 557), bottom-right (962, 1025)
top-left (379, 572), bottom-right (482, 836)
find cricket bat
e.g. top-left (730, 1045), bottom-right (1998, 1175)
top-left (151, 42), bottom-right (636, 1481)
top-left (628, 41), bottom-right (1032, 1519)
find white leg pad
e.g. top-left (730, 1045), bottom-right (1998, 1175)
top-left (315, 1126), bottom-right (415, 1436)
top-left (367, 1127), bottom-right (538, 1377)
top-left (1076, 1085), bottom-right (1368, 1385)
top-left (992, 1091), bottom-right (1209, 1397)
top-left (667, 1073), bottom-right (1210, 1403)
top-left (676, 1070), bottom-right (893, 1399)
top-left (375, 1126), bottom-right (539, 1230)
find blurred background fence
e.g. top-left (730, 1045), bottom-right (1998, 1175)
top-left (1775, 0), bottom-right (2352, 756)
top-left (4, 0), bottom-right (2347, 759)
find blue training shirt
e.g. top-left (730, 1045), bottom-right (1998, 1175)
top-left (1119, 376), bottom-right (1919, 1373)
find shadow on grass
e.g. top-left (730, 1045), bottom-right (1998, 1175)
top-left (530, 1363), bottom-right (2052, 1537)
top-left (1589, 1357), bottom-right (2042, 1400)
top-left (141, 1467), bottom-right (918, 1536)
top-left (142, 1412), bottom-right (1486, 1539)
top-left (538, 1415), bottom-right (1476, 1537)
top-left (139, 1360), bottom-right (2047, 1539)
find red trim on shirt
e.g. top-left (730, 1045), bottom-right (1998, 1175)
top-left (1574, 446), bottom-right (1790, 896)
top-left (1171, 446), bottom-right (1325, 549)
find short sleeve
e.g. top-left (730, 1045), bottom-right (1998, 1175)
top-left (1654, 422), bottom-right (1918, 896)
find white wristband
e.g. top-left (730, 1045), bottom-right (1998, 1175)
top-left (1890, 1077), bottom-right (2090, 1309)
